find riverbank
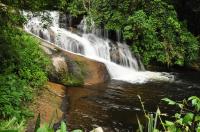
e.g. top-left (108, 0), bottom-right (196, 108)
top-left (26, 82), bottom-right (67, 131)
top-left (25, 33), bottom-right (111, 131)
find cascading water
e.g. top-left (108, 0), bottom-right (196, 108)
top-left (23, 11), bottom-right (174, 83)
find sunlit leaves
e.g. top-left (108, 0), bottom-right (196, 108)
top-left (161, 96), bottom-right (200, 131)
top-left (183, 113), bottom-right (194, 125)
top-left (188, 96), bottom-right (200, 112)
top-left (162, 98), bottom-right (176, 105)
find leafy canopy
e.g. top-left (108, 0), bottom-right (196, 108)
top-left (65, 0), bottom-right (199, 67)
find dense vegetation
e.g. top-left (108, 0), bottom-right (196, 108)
top-left (1, 0), bottom-right (199, 67)
top-left (171, 0), bottom-right (200, 35)
top-left (0, 0), bottom-right (200, 131)
top-left (0, 0), bottom-right (87, 124)
top-left (0, 26), bottom-right (50, 120)
top-left (0, 0), bottom-right (87, 125)
top-left (0, 0), bottom-right (52, 122)
top-left (59, 0), bottom-right (200, 67)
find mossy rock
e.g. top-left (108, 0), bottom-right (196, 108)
top-left (47, 53), bottom-right (85, 86)
top-left (61, 73), bottom-right (84, 87)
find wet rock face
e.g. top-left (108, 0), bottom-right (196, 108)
top-left (52, 56), bottom-right (68, 73)
top-left (49, 28), bottom-right (56, 43)
top-left (59, 12), bottom-right (68, 29)
top-left (59, 12), bottom-right (83, 29)
top-left (39, 39), bottom-right (110, 86)
top-left (26, 82), bottom-right (67, 132)
top-left (48, 52), bottom-right (84, 87)
top-left (109, 42), bottom-right (120, 64)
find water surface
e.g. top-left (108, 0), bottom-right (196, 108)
top-left (65, 71), bottom-right (200, 131)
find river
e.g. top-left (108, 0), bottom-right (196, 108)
top-left (23, 11), bottom-right (200, 131)
top-left (66, 71), bottom-right (200, 131)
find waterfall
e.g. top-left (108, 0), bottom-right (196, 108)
top-left (23, 11), bottom-right (174, 83)
top-left (116, 30), bottom-right (121, 42)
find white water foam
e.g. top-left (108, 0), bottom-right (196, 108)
top-left (23, 11), bottom-right (174, 83)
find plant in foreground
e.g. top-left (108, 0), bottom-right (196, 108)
top-left (0, 117), bottom-right (25, 132)
top-left (34, 114), bottom-right (83, 132)
top-left (35, 121), bottom-right (82, 132)
top-left (137, 95), bottom-right (200, 132)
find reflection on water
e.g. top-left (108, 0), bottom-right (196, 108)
top-left (65, 72), bottom-right (200, 131)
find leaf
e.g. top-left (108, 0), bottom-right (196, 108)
top-left (176, 119), bottom-right (183, 125)
top-left (177, 103), bottom-right (184, 109)
top-left (148, 114), bottom-right (154, 132)
top-left (183, 113), bottom-right (194, 125)
top-left (37, 124), bottom-right (54, 132)
top-left (153, 129), bottom-right (159, 132)
top-left (137, 115), bottom-right (143, 132)
top-left (34, 113), bottom-right (41, 132)
top-left (188, 96), bottom-right (200, 111)
top-left (37, 127), bottom-right (47, 132)
top-left (175, 113), bottom-right (181, 119)
top-left (195, 116), bottom-right (200, 122)
top-left (196, 122), bottom-right (200, 132)
top-left (124, 25), bottom-right (132, 30)
top-left (165, 121), bottom-right (176, 132)
top-left (188, 96), bottom-right (200, 110)
top-left (188, 96), bottom-right (198, 101)
top-left (165, 121), bottom-right (175, 126)
top-left (5, 117), bottom-right (17, 129)
top-left (162, 98), bottom-right (176, 105)
top-left (154, 108), bottom-right (160, 130)
top-left (60, 121), bottom-right (67, 132)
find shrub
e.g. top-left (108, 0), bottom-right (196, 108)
top-left (0, 26), bottom-right (50, 119)
top-left (0, 117), bottom-right (25, 132)
top-left (123, 0), bottom-right (199, 66)
top-left (137, 95), bottom-right (200, 132)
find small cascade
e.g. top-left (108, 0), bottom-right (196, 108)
top-left (83, 34), bottom-right (111, 60)
top-left (117, 43), bottom-right (139, 69)
top-left (116, 30), bottom-right (122, 42)
top-left (78, 16), bottom-right (109, 39)
top-left (23, 11), bottom-right (174, 83)
top-left (77, 16), bottom-right (88, 33)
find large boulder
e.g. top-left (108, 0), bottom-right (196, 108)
top-left (39, 38), bottom-right (110, 86)
top-left (26, 82), bottom-right (67, 132)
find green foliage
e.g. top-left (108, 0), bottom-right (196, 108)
top-left (0, 117), bottom-right (25, 132)
top-left (162, 98), bottom-right (176, 105)
top-left (188, 96), bottom-right (200, 111)
top-left (17, 35), bottom-right (49, 88)
top-left (2, 0), bottom-right (199, 67)
top-left (61, 73), bottom-right (84, 87)
top-left (34, 114), bottom-right (41, 132)
top-left (0, 74), bottom-right (33, 119)
top-left (0, 26), bottom-right (50, 119)
top-left (123, 0), bottom-right (199, 66)
top-left (36, 124), bottom-right (54, 132)
top-left (66, 0), bottom-right (86, 17)
top-left (137, 95), bottom-right (162, 132)
top-left (138, 96), bottom-right (200, 132)
top-left (66, 0), bottom-right (199, 67)
top-left (34, 116), bottom-right (83, 132)
top-left (161, 96), bottom-right (200, 131)
top-left (56, 121), bottom-right (67, 132)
